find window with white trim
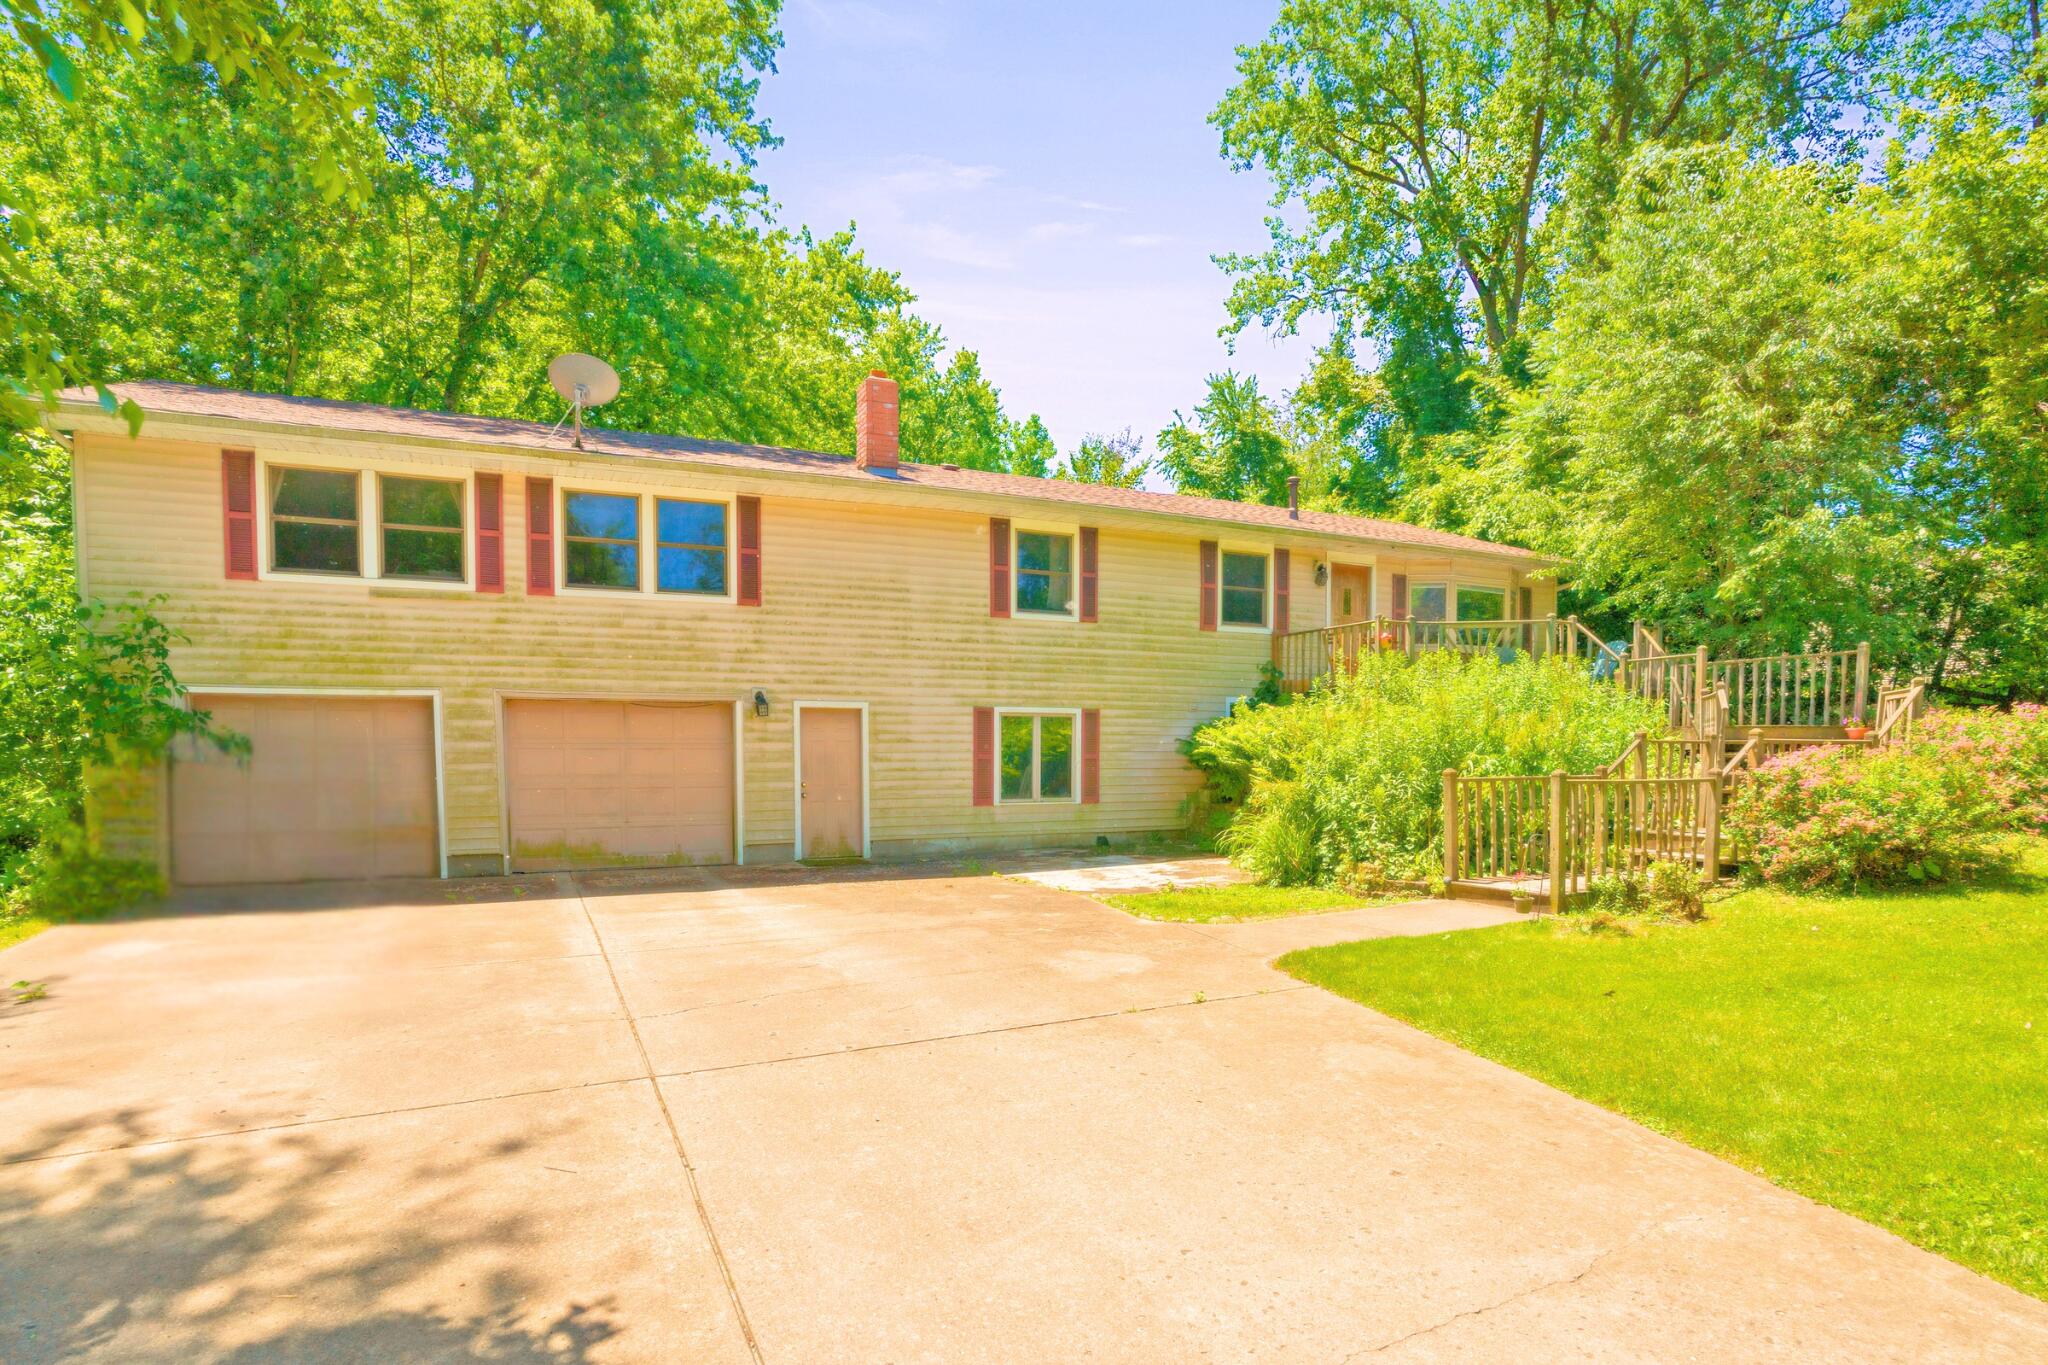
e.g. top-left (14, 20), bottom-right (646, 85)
top-left (1220, 550), bottom-right (1268, 627)
top-left (1408, 580), bottom-right (1449, 621)
top-left (269, 466), bottom-right (361, 575)
top-left (999, 712), bottom-right (1075, 802)
top-left (379, 474), bottom-right (465, 581)
top-left (1014, 529), bottom-right (1075, 615)
top-left (655, 497), bottom-right (728, 595)
top-left (563, 491), bottom-right (641, 590)
top-left (1455, 585), bottom-right (1507, 621)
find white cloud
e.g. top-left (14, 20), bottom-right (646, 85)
top-left (797, 0), bottom-right (939, 51)
top-left (1027, 220), bottom-right (1093, 242)
top-left (907, 224), bottom-right (1016, 271)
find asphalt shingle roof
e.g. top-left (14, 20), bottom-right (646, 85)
top-left (62, 381), bottom-right (1544, 562)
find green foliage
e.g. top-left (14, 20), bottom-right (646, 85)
top-left (2, 0), bottom-right (368, 427)
top-left (1184, 651), bottom-right (1664, 884)
top-left (1, 820), bottom-right (162, 925)
top-left (1, 0), bottom-right (1054, 469)
top-left (1156, 372), bottom-right (1293, 504)
top-left (1415, 136), bottom-right (2048, 690)
top-left (1917, 704), bottom-right (2048, 833)
top-left (1101, 883), bottom-right (1390, 923)
top-left (1057, 428), bottom-right (1150, 488)
top-left (0, 430), bottom-right (236, 876)
top-left (1726, 732), bottom-right (2017, 892)
top-left (1212, 0), bottom-right (1883, 384)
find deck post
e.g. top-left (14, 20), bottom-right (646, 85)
top-left (1702, 772), bottom-right (1723, 885)
top-left (1546, 770), bottom-right (1568, 913)
top-left (1853, 641), bottom-right (1870, 722)
top-left (1441, 769), bottom-right (1459, 885)
top-left (1544, 612), bottom-right (1557, 659)
top-left (1631, 729), bottom-right (1648, 782)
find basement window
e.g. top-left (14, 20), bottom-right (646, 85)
top-left (655, 498), bottom-right (728, 595)
top-left (999, 711), bottom-right (1076, 802)
top-left (379, 475), bottom-right (465, 581)
top-left (564, 491), bottom-right (641, 590)
top-left (269, 466), bottom-right (361, 575)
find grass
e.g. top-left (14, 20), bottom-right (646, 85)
top-left (1279, 838), bottom-right (2048, 1300)
top-left (0, 913), bottom-right (51, 953)
top-left (1103, 883), bottom-right (1410, 923)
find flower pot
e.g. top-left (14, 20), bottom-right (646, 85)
top-left (1377, 632), bottom-right (1397, 649)
top-left (1510, 892), bottom-right (1537, 914)
top-left (1842, 725), bottom-right (1869, 741)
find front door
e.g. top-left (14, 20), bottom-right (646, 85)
top-left (799, 707), bottom-right (865, 860)
top-left (1331, 565), bottom-right (1373, 623)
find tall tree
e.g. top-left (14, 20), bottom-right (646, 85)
top-left (1058, 428), bottom-right (1151, 488)
top-left (1157, 372), bottom-right (1295, 505)
top-left (1213, 0), bottom-right (1898, 445)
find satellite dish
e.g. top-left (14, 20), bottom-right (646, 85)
top-left (547, 353), bottom-right (620, 448)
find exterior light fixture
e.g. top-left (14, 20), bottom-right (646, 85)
top-left (1313, 560), bottom-right (1329, 587)
top-left (752, 689), bottom-right (770, 718)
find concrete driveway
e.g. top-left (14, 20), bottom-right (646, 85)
top-left (3, 862), bottom-right (2045, 1363)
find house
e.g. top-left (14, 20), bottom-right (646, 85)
top-left (57, 374), bottom-right (1553, 885)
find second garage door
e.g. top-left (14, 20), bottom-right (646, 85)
top-left (504, 699), bottom-right (735, 872)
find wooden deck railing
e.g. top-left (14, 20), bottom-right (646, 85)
top-left (1273, 615), bottom-right (1624, 691)
top-left (1709, 644), bottom-right (1870, 727)
top-left (1443, 766), bottom-right (1722, 911)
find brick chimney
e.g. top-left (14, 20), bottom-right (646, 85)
top-left (855, 370), bottom-right (899, 472)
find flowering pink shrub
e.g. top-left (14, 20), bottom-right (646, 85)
top-left (1726, 727), bottom-right (2016, 891)
top-left (1915, 704), bottom-right (2048, 834)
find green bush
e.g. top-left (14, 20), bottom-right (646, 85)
top-left (0, 822), bottom-right (163, 926)
top-left (1915, 704), bottom-right (2048, 835)
top-left (1726, 737), bottom-right (2013, 891)
top-left (1183, 650), bottom-right (1667, 884)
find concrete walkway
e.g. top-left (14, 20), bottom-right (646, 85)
top-left (3, 863), bottom-right (2045, 1362)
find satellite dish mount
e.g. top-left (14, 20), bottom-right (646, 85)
top-left (547, 353), bottom-right (621, 449)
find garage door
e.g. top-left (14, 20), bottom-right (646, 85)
top-left (171, 695), bottom-right (439, 884)
top-left (504, 700), bottom-right (735, 872)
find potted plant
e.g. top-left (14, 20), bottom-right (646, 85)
top-left (1841, 714), bottom-right (1870, 741)
top-left (1508, 873), bottom-right (1538, 914)
top-left (1377, 630), bottom-right (1398, 649)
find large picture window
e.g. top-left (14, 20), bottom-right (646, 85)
top-left (379, 475), bottom-right (465, 581)
top-left (269, 467), bottom-right (360, 575)
top-left (655, 498), bottom-right (728, 595)
top-left (1014, 530), bottom-right (1074, 615)
top-left (1408, 581), bottom-right (1449, 622)
top-left (564, 491), bottom-right (641, 590)
top-left (1456, 586), bottom-right (1507, 621)
top-left (1220, 551), bottom-right (1268, 627)
top-left (999, 712), bottom-right (1075, 802)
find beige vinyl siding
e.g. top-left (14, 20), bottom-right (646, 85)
top-left (74, 431), bottom-right (1537, 870)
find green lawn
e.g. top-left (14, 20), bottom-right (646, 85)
top-left (1280, 838), bottom-right (2048, 1300)
top-left (1103, 883), bottom-right (1410, 923)
top-left (0, 914), bottom-right (50, 953)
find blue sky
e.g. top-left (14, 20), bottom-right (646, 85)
top-left (753, 0), bottom-right (1323, 464)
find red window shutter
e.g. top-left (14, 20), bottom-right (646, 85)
top-left (1198, 540), bottom-right (1218, 631)
top-left (972, 707), bottom-right (995, 806)
top-left (737, 495), bottom-right (762, 606)
top-left (1078, 526), bottom-right (1099, 623)
top-left (474, 473), bottom-right (503, 593)
top-left (221, 449), bottom-right (257, 580)
top-left (1081, 709), bottom-right (1101, 805)
top-left (1391, 572), bottom-right (1408, 620)
top-left (1272, 548), bottom-right (1290, 634)
top-left (988, 517), bottom-right (1011, 618)
top-left (526, 477), bottom-right (554, 597)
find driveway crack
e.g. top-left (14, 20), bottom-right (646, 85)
top-left (1341, 1208), bottom-right (1728, 1359)
top-left (572, 873), bottom-right (766, 1364)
